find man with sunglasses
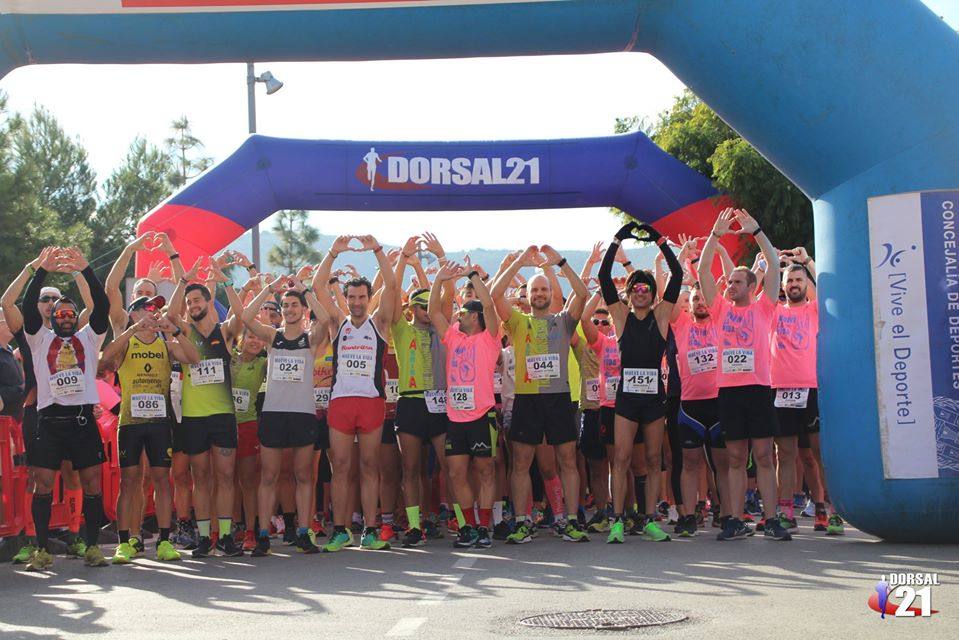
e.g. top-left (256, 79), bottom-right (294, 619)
top-left (19, 247), bottom-right (112, 570)
top-left (598, 222), bottom-right (683, 544)
top-left (100, 295), bottom-right (199, 563)
top-left (490, 245), bottom-right (590, 545)
top-left (698, 207), bottom-right (793, 542)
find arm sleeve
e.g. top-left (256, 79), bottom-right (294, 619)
top-left (22, 269), bottom-right (47, 335)
top-left (660, 242), bottom-right (683, 304)
top-left (82, 266), bottom-right (111, 335)
top-left (598, 242), bottom-right (620, 306)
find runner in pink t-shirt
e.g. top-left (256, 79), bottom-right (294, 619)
top-left (429, 261), bottom-right (500, 548)
top-left (698, 207), bottom-right (792, 542)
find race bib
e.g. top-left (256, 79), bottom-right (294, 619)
top-left (493, 372), bottom-right (503, 394)
top-left (687, 347), bottom-right (718, 375)
top-left (425, 389), bottom-right (448, 414)
top-left (271, 355), bottom-right (306, 382)
top-left (585, 378), bottom-right (600, 402)
top-left (232, 388), bottom-right (251, 413)
top-left (721, 349), bottom-right (755, 374)
top-left (605, 376), bottom-right (620, 399)
top-left (314, 387), bottom-right (331, 409)
top-left (170, 372), bottom-right (182, 396)
top-left (50, 368), bottom-right (84, 399)
top-left (386, 378), bottom-right (399, 404)
top-left (190, 359), bottom-right (225, 385)
top-left (622, 368), bottom-right (658, 395)
top-left (449, 385), bottom-right (475, 411)
top-left (526, 353), bottom-right (560, 380)
top-left (774, 387), bottom-right (810, 409)
top-left (341, 350), bottom-right (374, 377)
top-left (131, 393), bottom-right (166, 419)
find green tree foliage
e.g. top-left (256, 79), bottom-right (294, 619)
top-left (89, 138), bottom-right (176, 277)
top-left (166, 115), bottom-right (213, 189)
top-left (619, 89), bottom-right (814, 252)
top-left (267, 210), bottom-right (323, 274)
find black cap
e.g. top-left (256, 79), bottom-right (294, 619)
top-left (462, 300), bottom-right (484, 314)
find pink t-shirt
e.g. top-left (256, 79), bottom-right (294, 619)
top-left (711, 295), bottom-right (776, 388)
top-left (442, 323), bottom-right (501, 423)
top-left (770, 302), bottom-right (818, 389)
top-left (671, 313), bottom-right (720, 401)
top-left (589, 332), bottom-right (620, 408)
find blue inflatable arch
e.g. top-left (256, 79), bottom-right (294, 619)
top-left (1, 0), bottom-right (957, 541)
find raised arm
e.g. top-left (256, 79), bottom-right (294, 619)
top-left (105, 235), bottom-right (150, 329)
top-left (240, 278), bottom-right (279, 343)
top-left (541, 265), bottom-right (566, 313)
top-left (540, 245), bottom-right (587, 322)
top-left (60, 248), bottom-right (110, 335)
top-left (470, 267), bottom-right (499, 339)
top-left (313, 236), bottom-right (353, 328)
top-left (734, 209), bottom-right (780, 303)
top-left (1, 252), bottom-right (46, 333)
top-left (600, 223), bottom-right (640, 335)
top-left (101, 317), bottom-right (151, 369)
top-left (637, 225), bottom-right (683, 337)
top-left (157, 315), bottom-right (200, 364)
top-left (393, 236), bottom-right (418, 324)
top-left (698, 208), bottom-right (736, 306)
top-left (429, 262), bottom-right (465, 339)
top-left (22, 248), bottom-right (60, 335)
top-left (73, 268), bottom-right (94, 330)
top-left (580, 291), bottom-right (603, 346)
top-left (363, 235), bottom-right (396, 334)
top-left (490, 246), bottom-right (537, 324)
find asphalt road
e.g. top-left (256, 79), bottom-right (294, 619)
top-left (1, 521), bottom-right (955, 640)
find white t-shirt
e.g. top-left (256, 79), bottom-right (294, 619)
top-left (26, 325), bottom-right (106, 410)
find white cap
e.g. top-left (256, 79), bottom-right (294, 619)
top-left (39, 287), bottom-right (62, 299)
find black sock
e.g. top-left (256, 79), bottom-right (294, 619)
top-left (633, 475), bottom-right (647, 514)
top-left (334, 524), bottom-right (347, 534)
top-left (119, 529), bottom-right (130, 544)
top-left (283, 512), bottom-right (296, 532)
top-left (32, 492), bottom-right (53, 551)
top-left (159, 528), bottom-right (170, 542)
top-left (82, 494), bottom-right (104, 547)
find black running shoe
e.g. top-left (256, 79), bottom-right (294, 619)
top-left (296, 532), bottom-right (319, 554)
top-left (216, 534), bottom-right (244, 557)
top-left (192, 536), bottom-right (212, 558)
top-left (763, 517), bottom-right (792, 541)
top-left (716, 517), bottom-right (753, 541)
top-left (454, 525), bottom-right (478, 548)
top-left (423, 519), bottom-right (443, 539)
top-left (678, 515), bottom-right (697, 538)
top-left (283, 527), bottom-right (298, 546)
top-left (251, 536), bottom-right (271, 557)
top-left (492, 520), bottom-right (513, 540)
top-left (474, 526), bottom-right (492, 549)
top-left (402, 528), bottom-right (425, 548)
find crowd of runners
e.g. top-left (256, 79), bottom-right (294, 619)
top-left (0, 207), bottom-right (843, 572)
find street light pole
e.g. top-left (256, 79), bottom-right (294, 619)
top-left (247, 62), bottom-right (260, 267)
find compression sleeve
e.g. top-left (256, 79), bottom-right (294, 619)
top-left (82, 266), bottom-right (110, 335)
top-left (599, 242), bottom-right (620, 307)
top-left (660, 242), bottom-right (683, 304)
top-left (22, 269), bottom-right (46, 335)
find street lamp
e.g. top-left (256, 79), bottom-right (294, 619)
top-left (247, 62), bottom-right (284, 267)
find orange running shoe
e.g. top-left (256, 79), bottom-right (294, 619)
top-left (379, 523), bottom-right (396, 542)
top-left (312, 518), bottom-right (327, 538)
top-left (814, 508), bottom-right (829, 532)
top-left (741, 513), bottom-right (754, 523)
top-left (242, 529), bottom-right (257, 552)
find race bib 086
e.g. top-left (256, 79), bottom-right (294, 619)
top-left (131, 393), bottom-right (166, 419)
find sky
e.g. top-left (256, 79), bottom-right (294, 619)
top-left (0, 0), bottom-right (956, 256)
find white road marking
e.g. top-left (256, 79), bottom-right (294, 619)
top-left (385, 617), bottom-right (427, 637)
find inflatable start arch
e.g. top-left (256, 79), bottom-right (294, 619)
top-left (2, 0), bottom-right (958, 541)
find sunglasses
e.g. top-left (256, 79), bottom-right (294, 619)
top-left (592, 319), bottom-right (610, 326)
top-left (630, 283), bottom-right (652, 294)
top-left (53, 309), bottom-right (77, 320)
top-left (39, 296), bottom-right (60, 303)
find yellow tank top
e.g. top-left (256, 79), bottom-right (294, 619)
top-left (118, 334), bottom-right (172, 426)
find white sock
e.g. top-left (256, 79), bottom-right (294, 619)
top-left (492, 501), bottom-right (504, 525)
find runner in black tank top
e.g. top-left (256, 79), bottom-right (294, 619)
top-left (599, 222), bottom-right (685, 545)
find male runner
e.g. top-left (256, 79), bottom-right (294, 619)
top-left (242, 275), bottom-right (329, 556)
top-left (313, 234), bottom-right (397, 552)
top-left (699, 208), bottom-right (792, 541)
top-left (490, 245), bottom-right (590, 545)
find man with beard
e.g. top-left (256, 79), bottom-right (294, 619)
top-left (699, 208), bottom-right (792, 542)
top-left (490, 245), bottom-right (589, 545)
top-left (20, 247), bottom-right (111, 570)
top-left (598, 222), bottom-right (683, 544)
top-left (313, 235), bottom-right (397, 552)
top-left (166, 260), bottom-right (245, 557)
top-left (242, 275), bottom-right (330, 556)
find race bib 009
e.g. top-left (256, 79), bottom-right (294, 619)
top-left (50, 368), bottom-right (84, 399)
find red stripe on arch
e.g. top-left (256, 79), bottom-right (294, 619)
top-left (135, 204), bottom-right (246, 277)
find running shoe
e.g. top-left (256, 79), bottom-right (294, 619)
top-left (112, 542), bottom-right (135, 564)
top-left (584, 493), bottom-right (596, 510)
top-left (361, 529), bottom-right (391, 550)
top-left (505, 521), bottom-right (533, 545)
top-left (243, 529), bottom-right (257, 551)
top-left (741, 513), bottom-right (755, 523)
top-left (667, 506), bottom-right (680, 525)
top-left (296, 532), bottom-right (320, 554)
top-left (283, 526), bottom-right (298, 546)
top-left (779, 514), bottom-right (799, 530)
top-left (130, 537), bottom-right (145, 556)
top-left (801, 499), bottom-right (817, 518)
top-left (763, 517), bottom-right (792, 541)
top-left (402, 528), bottom-right (426, 548)
top-left (379, 523), bottom-right (397, 543)
top-left (66, 537), bottom-right (87, 558)
top-left (13, 543), bottom-right (38, 564)
top-left (311, 519), bottom-right (327, 539)
top-left (423, 517), bottom-right (444, 539)
top-left (251, 536), bottom-right (271, 557)
top-left (744, 490), bottom-right (762, 516)
top-left (454, 525), bottom-right (479, 548)
top-left (586, 513), bottom-right (609, 533)
top-left (474, 526), bottom-right (492, 549)
top-left (657, 500), bottom-right (670, 517)
top-left (643, 520), bottom-right (671, 542)
top-left (677, 515), bottom-right (697, 538)
top-left (156, 540), bottom-right (182, 562)
top-left (814, 508), bottom-right (829, 531)
top-left (216, 534), bottom-right (244, 557)
top-left (716, 517), bottom-right (753, 541)
top-left (530, 507), bottom-right (545, 528)
top-left (695, 501), bottom-right (708, 527)
top-left (174, 521), bottom-right (199, 550)
top-left (711, 514), bottom-right (725, 529)
top-left (447, 518), bottom-right (460, 534)
top-left (25, 548), bottom-right (54, 572)
top-left (492, 520), bottom-right (513, 540)
top-left (84, 545), bottom-right (109, 567)
top-left (793, 493), bottom-right (806, 509)
top-left (826, 514), bottom-right (845, 536)
top-left (192, 536), bottom-right (212, 558)
top-left (350, 521), bottom-right (364, 535)
top-left (562, 520), bottom-right (590, 543)
top-left (627, 516), bottom-right (646, 536)
top-left (606, 520), bottom-right (625, 544)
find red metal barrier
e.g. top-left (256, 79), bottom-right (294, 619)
top-left (0, 416), bottom-right (26, 537)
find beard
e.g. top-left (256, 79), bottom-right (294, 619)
top-left (53, 321), bottom-right (76, 338)
top-left (190, 307), bottom-right (208, 322)
top-left (787, 287), bottom-right (806, 302)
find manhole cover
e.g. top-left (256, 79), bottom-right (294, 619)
top-left (520, 609), bottom-right (687, 630)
